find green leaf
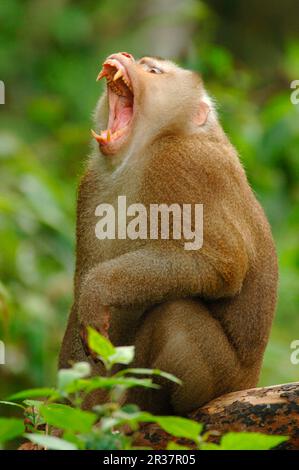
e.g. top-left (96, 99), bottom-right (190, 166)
top-left (7, 388), bottom-right (57, 401)
top-left (87, 327), bottom-right (115, 361)
top-left (0, 418), bottom-right (24, 443)
top-left (24, 433), bottom-right (78, 450)
top-left (116, 367), bottom-right (182, 385)
top-left (23, 400), bottom-right (44, 408)
top-left (120, 404), bottom-right (140, 414)
top-left (63, 431), bottom-right (86, 450)
top-left (58, 362), bottom-right (91, 392)
top-left (85, 376), bottom-right (159, 393)
top-left (57, 375), bottom-right (159, 396)
top-left (167, 442), bottom-right (192, 450)
top-left (72, 361), bottom-right (92, 377)
top-left (39, 404), bottom-right (97, 433)
top-left (0, 400), bottom-right (25, 410)
top-left (58, 375), bottom-right (89, 396)
top-left (100, 410), bottom-right (153, 431)
top-left (103, 411), bottom-right (202, 443)
top-left (109, 346), bottom-right (135, 367)
top-left (219, 432), bottom-right (288, 450)
top-left (200, 442), bottom-right (220, 450)
top-left (154, 416), bottom-right (203, 442)
top-left (60, 378), bottom-right (91, 395)
top-left (58, 369), bottom-right (83, 392)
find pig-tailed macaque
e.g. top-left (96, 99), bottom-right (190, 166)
top-left (59, 52), bottom-right (278, 414)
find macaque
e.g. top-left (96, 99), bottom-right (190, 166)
top-left (59, 52), bottom-right (278, 415)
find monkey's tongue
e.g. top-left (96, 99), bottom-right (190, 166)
top-left (112, 103), bottom-right (132, 132)
top-left (108, 94), bottom-right (133, 136)
top-left (92, 87), bottom-right (133, 146)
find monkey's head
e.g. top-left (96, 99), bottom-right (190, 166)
top-left (92, 52), bottom-right (215, 157)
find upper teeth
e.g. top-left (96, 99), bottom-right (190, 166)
top-left (113, 69), bottom-right (123, 81)
top-left (96, 61), bottom-right (133, 93)
top-left (112, 68), bottom-right (133, 93)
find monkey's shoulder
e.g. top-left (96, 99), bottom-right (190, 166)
top-left (142, 133), bottom-right (247, 200)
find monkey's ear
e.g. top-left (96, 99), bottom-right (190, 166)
top-left (193, 101), bottom-right (210, 127)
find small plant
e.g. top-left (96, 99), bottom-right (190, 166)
top-left (0, 328), bottom-right (288, 451)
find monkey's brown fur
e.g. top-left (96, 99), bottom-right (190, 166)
top-left (59, 54), bottom-right (278, 415)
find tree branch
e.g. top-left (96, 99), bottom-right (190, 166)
top-left (134, 382), bottom-right (299, 450)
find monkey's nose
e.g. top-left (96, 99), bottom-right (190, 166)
top-left (120, 52), bottom-right (134, 61)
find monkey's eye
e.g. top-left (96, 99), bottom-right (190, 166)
top-left (148, 66), bottom-right (162, 74)
top-left (140, 62), bottom-right (163, 74)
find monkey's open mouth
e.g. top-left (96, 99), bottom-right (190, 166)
top-left (92, 58), bottom-right (134, 150)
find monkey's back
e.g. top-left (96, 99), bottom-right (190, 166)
top-left (139, 133), bottom-right (278, 380)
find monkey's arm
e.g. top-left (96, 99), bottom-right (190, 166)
top-left (79, 242), bottom-right (248, 317)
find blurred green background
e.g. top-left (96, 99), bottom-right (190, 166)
top-left (0, 0), bottom-right (299, 398)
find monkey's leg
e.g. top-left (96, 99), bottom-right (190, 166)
top-left (126, 299), bottom-right (244, 415)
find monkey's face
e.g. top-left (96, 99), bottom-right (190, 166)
top-left (93, 52), bottom-right (208, 157)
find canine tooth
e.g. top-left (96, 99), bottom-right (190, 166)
top-left (107, 129), bottom-right (111, 142)
top-left (96, 70), bottom-right (106, 81)
top-left (113, 69), bottom-right (123, 81)
top-left (91, 129), bottom-right (105, 143)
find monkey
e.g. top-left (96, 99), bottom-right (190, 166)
top-left (59, 52), bottom-right (278, 415)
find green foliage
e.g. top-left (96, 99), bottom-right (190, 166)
top-left (0, 418), bottom-right (24, 443)
top-left (39, 404), bottom-right (97, 433)
top-left (8, 388), bottom-right (58, 401)
top-left (0, 329), bottom-right (288, 450)
top-left (216, 432), bottom-right (288, 451)
top-left (153, 416), bottom-right (202, 443)
top-left (25, 434), bottom-right (77, 451)
top-left (0, 0), bottom-right (299, 445)
top-left (87, 326), bottom-right (135, 370)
